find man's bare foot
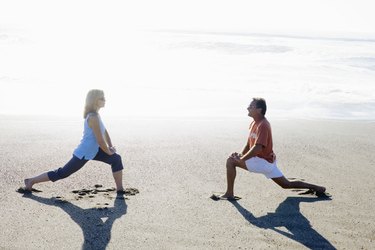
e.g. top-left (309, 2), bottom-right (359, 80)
top-left (315, 186), bottom-right (326, 193)
top-left (211, 193), bottom-right (241, 201)
top-left (220, 192), bottom-right (235, 199)
top-left (24, 178), bottom-right (33, 191)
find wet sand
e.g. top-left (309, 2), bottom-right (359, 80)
top-left (1, 115), bottom-right (374, 249)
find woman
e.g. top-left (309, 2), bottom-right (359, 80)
top-left (23, 89), bottom-right (125, 193)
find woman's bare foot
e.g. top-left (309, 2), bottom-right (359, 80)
top-left (24, 178), bottom-right (33, 191)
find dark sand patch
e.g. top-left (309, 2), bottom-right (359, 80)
top-left (16, 187), bottom-right (42, 194)
top-left (297, 189), bottom-right (332, 198)
top-left (71, 185), bottom-right (137, 200)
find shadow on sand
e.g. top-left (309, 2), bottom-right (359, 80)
top-left (24, 194), bottom-right (127, 250)
top-left (230, 196), bottom-right (336, 249)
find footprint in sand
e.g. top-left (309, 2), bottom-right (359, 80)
top-left (17, 184), bottom-right (139, 204)
top-left (71, 185), bottom-right (139, 200)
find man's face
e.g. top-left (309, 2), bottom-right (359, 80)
top-left (247, 101), bottom-right (259, 117)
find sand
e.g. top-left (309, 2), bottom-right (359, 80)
top-left (0, 115), bottom-right (374, 249)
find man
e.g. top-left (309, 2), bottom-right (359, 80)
top-left (221, 98), bottom-right (326, 199)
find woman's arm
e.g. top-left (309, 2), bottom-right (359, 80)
top-left (104, 130), bottom-right (113, 148)
top-left (104, 129), bottom-right (116, 153)
top-left (88, 115), bottom-right (113, 155)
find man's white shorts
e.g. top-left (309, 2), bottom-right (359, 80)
top-left (245, 157), bottom-right (283, 179)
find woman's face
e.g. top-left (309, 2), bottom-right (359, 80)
top-left (97, 95), bottom-right (106, 109)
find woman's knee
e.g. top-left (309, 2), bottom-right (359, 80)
top-left (111, 153), bottom-right (124, 172)
top-left (117, 153), bottom-right (122, 161)
top-left (49, 168), bottom-right (71, 182)
top-left (113, 153), bottom-right (122, 164)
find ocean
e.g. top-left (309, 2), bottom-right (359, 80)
top-left (1, 29), bottom-right (375, 120)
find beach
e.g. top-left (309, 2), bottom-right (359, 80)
top-left (1, 1), bottom-right (375, 248)
top-left (0, 115), bottom-right (374, 249)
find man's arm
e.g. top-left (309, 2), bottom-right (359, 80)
top-left (241, 142), bottom-right (250, 156)
top-left (240, 144), bottom-right (263, 161)
top-left (230, 141), bottom-right (250, 159)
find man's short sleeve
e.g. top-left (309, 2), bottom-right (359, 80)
top-left (255, 122), bottom-right (270, 147)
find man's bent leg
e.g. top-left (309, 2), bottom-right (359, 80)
top-left (222, 158), bottom-right (247, 198)
top-left (222, 158), bottom-right (236, 198)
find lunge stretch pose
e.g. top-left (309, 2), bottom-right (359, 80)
top-left (222, 98), bottom-right (326, 199)
top-left (24, 89), bottom-right (125, 193)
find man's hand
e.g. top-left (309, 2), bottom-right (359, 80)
top-left (229, 152), bottom-right (244, 166)
top-left (230, 152), bottom-right (242, 159)
top-left (228, 152), bottom-right (247, 169)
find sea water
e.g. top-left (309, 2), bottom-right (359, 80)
top-left (1, 29), bottom-right (374, 120)
top-left (141, 30), bottom-right (375, 120)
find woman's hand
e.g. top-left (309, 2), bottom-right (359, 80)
top-left (109, 146), bottom-right (117, 154)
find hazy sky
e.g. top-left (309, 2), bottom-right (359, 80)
top-left (1, 0), bottom-right (374, 117)
top-left (1, 0), bottom-right (374, 34)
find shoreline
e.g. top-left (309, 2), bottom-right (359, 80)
top-left (1, 113), bottom-right (375, 122)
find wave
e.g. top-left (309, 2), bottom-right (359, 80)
top-left (168, 41), bottom-right (292, 54)
top-left (156, 29), bottom-right (375, 43)
top-left (342, 57), bottom-right (375, 71)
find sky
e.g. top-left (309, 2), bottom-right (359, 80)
top-left (1, 0), bottom-right (374, 117)
top-left (1, 1), bottom-right (374, 34)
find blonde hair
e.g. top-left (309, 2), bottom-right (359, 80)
top-left (83, 89), bottom-right (104, 118)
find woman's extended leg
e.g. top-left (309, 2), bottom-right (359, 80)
top-left (24, 173), bottom-right (50, 191)
top-left (25, 156), bottom-right (88, 191)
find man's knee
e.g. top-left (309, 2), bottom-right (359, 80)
top-left (226, 157), bottom-right (236, 168)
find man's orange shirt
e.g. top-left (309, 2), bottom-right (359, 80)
top-left (248, 118), bottom-right (276, 163)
